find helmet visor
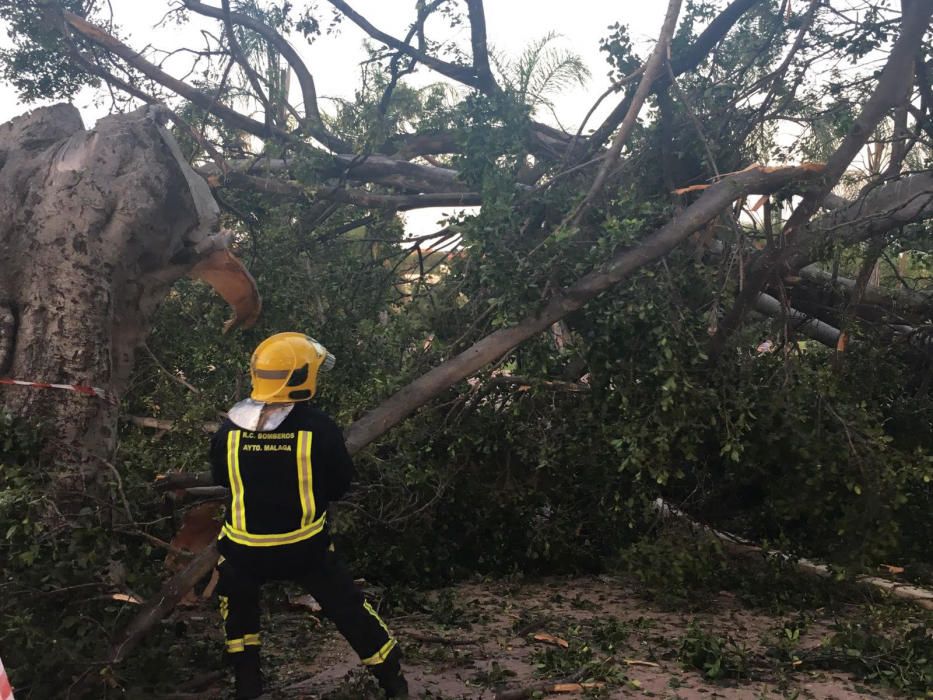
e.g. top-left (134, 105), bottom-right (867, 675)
top-left (307, 337), bottom-right (336, 372)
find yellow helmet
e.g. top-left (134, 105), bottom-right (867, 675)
top-left (249, 332), bottom-right (336, 403)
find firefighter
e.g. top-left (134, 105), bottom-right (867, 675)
top-left (210, 332), bottom-right (408, 699)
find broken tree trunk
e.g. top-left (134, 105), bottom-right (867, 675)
top-left (0, 104), bottom-right (220, 485)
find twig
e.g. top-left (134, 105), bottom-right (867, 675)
top-left (143, 344), bottom-right (200, 394)
top-left (102, 459), bottom-right (134, 523)
top-left (114, 528), bottom-right (195, 559)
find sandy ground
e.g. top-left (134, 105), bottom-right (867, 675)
top-left (159, 574), bottom-right (911, 699)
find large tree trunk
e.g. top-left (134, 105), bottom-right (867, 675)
top-left (0, 104), bottom-right (218, 484)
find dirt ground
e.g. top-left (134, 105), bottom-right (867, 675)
top-left (162, 574), bottom-right (917, 699)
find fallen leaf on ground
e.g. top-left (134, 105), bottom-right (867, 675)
top-left (111, 593), bottom-right (144, 605)
top-left (289, 593), bottom-right (323, 613)
top-left (533, 632), bottom-right (569, 648)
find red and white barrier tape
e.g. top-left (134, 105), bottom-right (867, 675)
top-left (0, 655), bottom-right (15, 700)
top-left (0, 377), bottom-right (114, 404)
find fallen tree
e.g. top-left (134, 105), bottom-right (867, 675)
top-left (1, 0), bottom-right (932, 689)
top-left (653, 499), bottom-right (933, 611)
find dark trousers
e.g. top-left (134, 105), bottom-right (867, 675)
top-left (216, 537), bottom-right (401, 683)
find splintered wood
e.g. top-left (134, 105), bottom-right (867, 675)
top-left (674, 162), bottom-right (826, 194)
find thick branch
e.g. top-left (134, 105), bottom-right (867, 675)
top-left (200, 154), bottom-right (465, 193)
top-left (332, 154), bottom-right (464, 192)
top-left (465, 0), bottom-right (499, 94)
top-left (344, 163), bottom-right (824, 453)
top-left (208, 171), bottom-right (480, 211)
top-left (787, 171), bottom-right (933, 270)
top-left (710, 1), bottom-right (933, 354)
top-left (753, 292), bottom-right (842, 347)
top-left (667, 0), bottom-right (765, 80)
top-left (654, 499), bottom-right (933, 611)
top-left (109, 545), bottom-right (220, 664)
top-left (795, 262), bottom-right (932, 314)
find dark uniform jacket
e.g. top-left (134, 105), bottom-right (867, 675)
top-left (210, 402), bottom-right (354, 576)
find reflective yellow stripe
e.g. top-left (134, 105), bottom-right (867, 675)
top-left (364, 600), bottom-right (392, 636)
top-left (361, 638), bottom-right (397, 666)
top-left (218, 595), bottom-right (229, 621)
top-left (226, 638), bottom-right (246, 653)
top-left (360, 600), bottom-right (396, 665)
top-left (244, 633), bottom-right (261, 646)
top-left (221, 514), bottom-right (326, 547)
top-left (297, 430), bottom-right (316, 527)
top-left (227, 431), bottom-right (246, 531)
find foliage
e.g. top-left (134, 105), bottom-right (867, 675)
top-left (617, 529), bottom-right (730, 609)
top-left (493, 32), bottom-right (591, 116)
top-left (0, 414), bottom-right (223, 697)
top-left (0, 0), bottom-right (96, 101)
top-left (807, 607), bottom-right (933, 695)
top-left (678, 621), bottom-right (751, 680)
top-left (531, 624), bottom-right (630, 685)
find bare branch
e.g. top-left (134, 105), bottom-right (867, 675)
top-left (326, 0), bottom-right (482, 90)
top-left (180, 0), bottom-right (345, 149)
top-left (59, 10), bottom-right (285, 141)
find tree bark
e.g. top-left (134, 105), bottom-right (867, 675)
top-left (0, 104), bottom-right (218, 479)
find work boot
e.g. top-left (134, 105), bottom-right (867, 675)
top-left (380, 673), bottom-right (409, 699)
top-left (231, 648), bottom-right (264, 700)
top-left (369, 649), bottom-right (409, 699)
